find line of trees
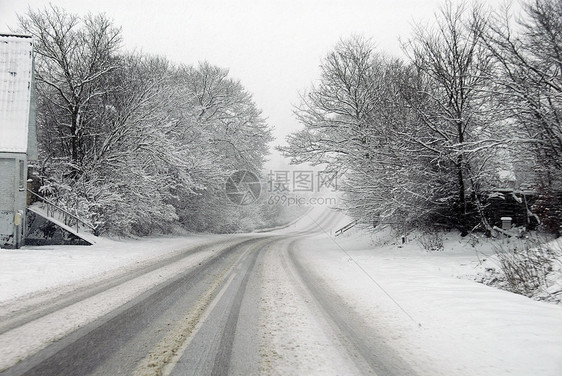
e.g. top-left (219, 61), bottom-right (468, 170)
top-left (18, 5), bottom-right (273, 235)
top-left (280, 0), bottom-right (562, 236)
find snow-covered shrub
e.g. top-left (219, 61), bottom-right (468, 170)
top-left (488, 237), bottom-right (562, 304)
top-left (36, 161), bottom-right (181, 236)
top-left (417, 231), bottom-right (444, 252)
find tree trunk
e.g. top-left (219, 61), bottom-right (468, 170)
top-left (70, 105), bottom-right (80, 176)
top-left (457, 120), bottom-right (468, 236)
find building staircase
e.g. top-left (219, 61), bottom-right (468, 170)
top-left (25, 190), bottom-right (98, 246)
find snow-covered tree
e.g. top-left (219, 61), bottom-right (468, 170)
top-left (280, 36), bottom-right (379, 171)
top-left (483, 0), bottom-right (562, 234)
top-left (19, 5), bottom-right (122, 171)
top-left (402, 1), bottom-right (500, 234)
top-left (171, 62), bottom-right (273, 232)
top-left (18, 6), bottom-right (273, 235)
top-left (279, 37), bottom-right (443, 230)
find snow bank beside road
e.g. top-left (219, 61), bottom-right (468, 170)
top-left (0, 235), bottom-right (225, 303)
top-left (295, 230), bottom-right (562, 376)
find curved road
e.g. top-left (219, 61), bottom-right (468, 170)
top-left (1, 211), bottom-right (416, 376)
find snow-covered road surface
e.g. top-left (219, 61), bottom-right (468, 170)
top-left (0, 207), bottom-right (561, 375)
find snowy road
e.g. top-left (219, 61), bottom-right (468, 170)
top-left (1, 207), bottom-right (562, 375)
top-left (2, 235), bottom-right (413, 375)
top-left (1, 236), bottom-right (268, 375)
top-left (0, 209), bottom-right (416, 376)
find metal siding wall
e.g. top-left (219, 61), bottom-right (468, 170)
top-left (0, 157), bottom-right (15, 208)
top-left (0, 34), bottom-right (33, 248)
top-left (0, 35), bottom-right (33, 153)
top-left (0, 157), bottom-right (15, 244)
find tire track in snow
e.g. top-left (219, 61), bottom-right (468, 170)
top-left (286, 239), bottom-right (419, 376)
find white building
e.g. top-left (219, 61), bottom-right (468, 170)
top-left (0, 33), bottom-right (36, 248)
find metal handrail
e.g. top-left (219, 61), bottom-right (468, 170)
top-left (27, 189), bottom-right (98, 236)
top-left (335, 220), bottom-right (358, 236)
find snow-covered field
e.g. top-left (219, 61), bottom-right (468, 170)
top-left (1, 207), bottom-right (561, 375)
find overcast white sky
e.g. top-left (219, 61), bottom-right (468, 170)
top-left (0, 0), bottom-right (514, 169)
